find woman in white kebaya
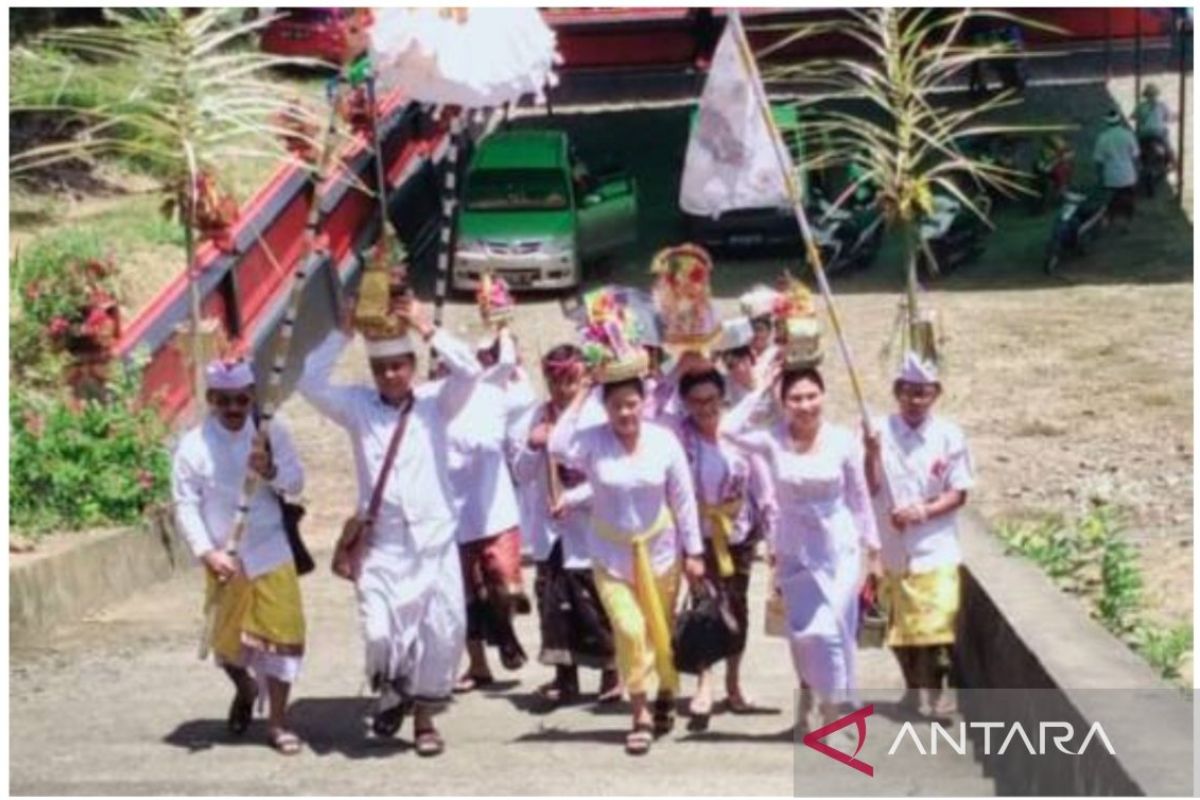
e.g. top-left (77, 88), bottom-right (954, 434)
top-left (723, 364), bottom-right (881, 731)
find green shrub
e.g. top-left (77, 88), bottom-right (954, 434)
top-left (997, 505), bottom-right (1192, 682)
top-left (9, 360), bottom-right (169, 535)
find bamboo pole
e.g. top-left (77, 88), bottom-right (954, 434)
top-left (198, 83), bottom-right (345, 660)
top-left (727, 11), bottom-right (872, 428)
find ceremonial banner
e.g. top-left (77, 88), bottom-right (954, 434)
top-left (679, 14), bottom-right (793, 217)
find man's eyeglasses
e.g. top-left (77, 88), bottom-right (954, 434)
top-left (212, 392), bottom-right (253, 409)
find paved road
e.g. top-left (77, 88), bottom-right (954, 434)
top-left (10, 326), bottom-right (993, 796)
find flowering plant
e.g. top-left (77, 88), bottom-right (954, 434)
top-left (17, 249), bottom-right (121, 354)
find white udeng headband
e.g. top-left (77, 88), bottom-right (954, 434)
top-left (365, 336), bottom-right (416, 359)
top-left (205, 359), bottom-right (254, 391)
top-left (897, 350), bottom-right (939, 385)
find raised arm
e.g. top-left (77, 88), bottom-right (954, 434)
top-left (720, 385), bottom-right (776, 457)
top-left (296, 329), bottom-right (359, 430)
top-left (508, 404), bottom-right (546, 484)
top-left (548, 383), bottom-right (598, 473)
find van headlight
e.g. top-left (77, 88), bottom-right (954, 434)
top-left (543, 237), bottom-right (573, 258)
top-left (457, 237), bottom-right (485, 255)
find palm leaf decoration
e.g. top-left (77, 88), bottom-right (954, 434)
top-left (758, 8), bottom-right (1065, 344)
top-left (10, 8), bottom-right (345, 406)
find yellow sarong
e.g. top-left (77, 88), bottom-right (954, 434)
top-left (205, 562), bottom-right (306, 665)
top-left (881, 565), bottom-right (961, 648)
top-left (699, 499), bottom-right (742, 578)
top-left (592, 507), bottom-right (678, 694)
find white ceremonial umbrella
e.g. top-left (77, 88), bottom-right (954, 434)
top-left (370, 7), bottom-right (559, 107)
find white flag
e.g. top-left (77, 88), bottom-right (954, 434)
top-left (679, 14), bottom-right (794, 218)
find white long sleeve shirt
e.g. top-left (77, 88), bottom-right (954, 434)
top-left (171, 413), bottom-right (305, 579)
top-left (873, 413), bottom-right (975, 573)
top-left (723, 387), bottom-right (879, 568)
top-left (510, 400), bottom-right (600, 567)
top-left (296, 328), bottom-right (481, 552)
top-left (442, 380), bottom-right (523, 544)
top-left (549, 386), bottom-right (704, 581)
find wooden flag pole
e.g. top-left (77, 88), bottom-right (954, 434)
top-left (198, 80), bottom-right (346, 660)
top-left (726, 10), bottom-right (873, 430)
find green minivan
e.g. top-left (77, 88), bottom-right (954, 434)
top-left (453, 130), bottom-right (638, 291)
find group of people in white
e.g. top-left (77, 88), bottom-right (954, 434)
top-left (172, 283), bottom-right (974, 759)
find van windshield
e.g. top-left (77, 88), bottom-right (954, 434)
top-left (466, 169), bottom-right (570, 212)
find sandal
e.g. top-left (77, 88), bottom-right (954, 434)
top-left (652, 696), bottom-right (676, 737)
top-left (499, 642), bottom-right (528, 672)
top-left (371, 699), bottom-right (409, 739)
top-left (268, 728), bottom-right (303, 756)
top-left (227, 683), bottom-right (257, 736)
top-left (453, 672), bottom-right (495, 694)
top-left (625, 723), bottom-right (654, 756)
top-left (414, 727), bottom-right (445, 758)
top-left (536, 679), bottom-right (579, 707)
top-left (726, 694), bottom-right (763, 715)
top-left (687, 694), bottom-right (712, 732)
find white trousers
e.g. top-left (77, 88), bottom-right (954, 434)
top-left (356, 529), bottom-right (465, 707)
top-left (778, 551), bottom-right (861, 707)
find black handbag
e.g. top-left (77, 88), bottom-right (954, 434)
top-left (253, 408), bottom-right (315, 576)
top-left (672, 580), bottom-right (741, 675)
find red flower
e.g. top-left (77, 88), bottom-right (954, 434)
top-left (82, 306), bottom-right (112, 337)
top-left (47, 317), bottom-right (70, 338)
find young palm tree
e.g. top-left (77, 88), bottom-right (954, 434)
top-left (11, 8), bottom-right (337, 404)
top-left (757, 8), bottom-right (1061, 347)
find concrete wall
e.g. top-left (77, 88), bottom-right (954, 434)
top-left (954, 511), bottom-right (1194, 796)
top-left (10, 508), bottom-right (188, 644)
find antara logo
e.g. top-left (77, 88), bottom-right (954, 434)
top-left (802, 706), bottom-right (1117, 777)
top-left (802, 704), bottom-right (875, 777)
top-left (888, 720), bottom-right (1117, 757)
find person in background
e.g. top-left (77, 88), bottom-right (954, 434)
top-left (1133, 83), bottom-right (1176, 167)
top-left (1092, 108), bottom-right (1140, 233)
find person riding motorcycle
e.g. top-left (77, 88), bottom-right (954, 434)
top-left (1034, 134), bottom-right (1075, 205)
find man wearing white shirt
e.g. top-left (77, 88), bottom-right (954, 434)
top-left (1092, 109), bottom-right (1140, 232)
top-left (864, 351), bottom-right (974, 719)
top-left (172, 358), bottom-right (307, 756)
top-left (297, 296), bottom-right (480, 757)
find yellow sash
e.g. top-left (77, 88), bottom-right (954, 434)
top-left (699, 499), bottom-right (743, 578)
top-left (593, 506), bottom-right (676, 692)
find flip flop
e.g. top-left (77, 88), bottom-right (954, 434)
top-left (625, 723), bottom-right (654, 756)
top-left (268, 728), bottom-right (303, 756)
top-left (687, 694), bottom-right (712, 731)
top-left (414, 727), bottom-right (445, 758)
top-left (227, 684), bottom-right (257, 736)
top-left (499, 642), bottom-right (527, 672)
top-left (453, 673), bottom-right (495, 694)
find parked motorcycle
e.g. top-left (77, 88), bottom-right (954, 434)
top-left (1042, 189), bottom-right (1108, 275)
top-left (1138, 135), bottom-right (1170, 198)
top-left (808, 196), bottom-right (886, 275)
top-left (916, 193), bottom-right (991, 278)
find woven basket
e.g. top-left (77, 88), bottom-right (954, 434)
top-left (596, 349), bottom-right (650, 384)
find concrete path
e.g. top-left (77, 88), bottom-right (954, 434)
top-left (10, 329), bottom-right (994, 796)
